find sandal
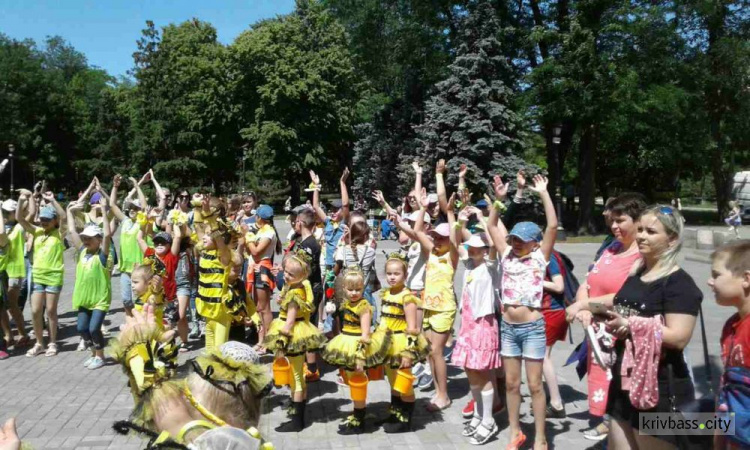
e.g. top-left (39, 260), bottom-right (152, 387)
top-left (26, 343), bottom-right (44, 357)
top-left (45, 343), bottom-right (58, 357)
top-left (425, 401), bottom-right (452, 413)
top-left (505, 431), bottom-right (526, 450)
top-left (462, 420), bottom-right (479, 437)
top-left (469, 421), bottom-right (499, 445)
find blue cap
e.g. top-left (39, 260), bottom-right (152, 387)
top-left (90, 192), bottom-right (102, 205)
top-left (508, 221), bottom-right (542, 243)
top-left (39, 206), bottom-right (57, 220)
top-left (256, 204), bottom-right (274, 220)
top-left (476, 199), bottom-right (489, 208)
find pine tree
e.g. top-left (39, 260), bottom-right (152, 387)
top-left (410, 1), bottom-right (526, 193)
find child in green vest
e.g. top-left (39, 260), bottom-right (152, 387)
top-left (67, 196), bottom-right (112, 369)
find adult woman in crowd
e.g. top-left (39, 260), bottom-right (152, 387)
top-left (604, 205), bottom-right (702, 449)
top-left (565, 193), bottom-right (645, 440)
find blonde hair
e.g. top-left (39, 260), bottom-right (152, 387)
top-left (284, 255), bottom-right (310, 280)
top-left (631, 205), bottom-right (684, 281)
top-left (131, 264), bottom-right (154, 281)
top-left (186, 373), bottom-right (262, 429)
top-left (342, 269), bottom-right (365, 294)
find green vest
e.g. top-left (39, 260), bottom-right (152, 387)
top-left (32, 228), bottom-right (64, 287)
top-left (6, 223), bottom-right (26, 278)
top-left (72, 249), bottom-right (111, 311)
top-left (119, 218), bottom-right (143, 274)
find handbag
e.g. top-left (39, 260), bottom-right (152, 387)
top-left (666, 305), bottom-right (714, 449)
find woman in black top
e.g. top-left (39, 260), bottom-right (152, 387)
top-left (604, 205), bottom-right (703, 450)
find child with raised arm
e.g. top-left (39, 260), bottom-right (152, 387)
top-left (322, 267), bottom-right (389, 435)
top-left (0, 196), bottom-right (29, 351)
top-left (110, 173), bottom-right (150, 317)
top-left (66, 195), bottom-right (112, 370)
top-left (451, 206), bottom-right (502, 445)
top-left (18, 189), bottom-right (66, 357)
top-left (487, 173), bottom-right (558, 450)
top-left (393, 160), bottom-right (459, 412)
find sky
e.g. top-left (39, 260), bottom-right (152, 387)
top-left (0, 0), bottom-right (296, 78)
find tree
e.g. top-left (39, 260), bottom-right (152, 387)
top-left (232, 0), bottom-right (362, 202)
top-left (411, 1), bottom-right (526, 194)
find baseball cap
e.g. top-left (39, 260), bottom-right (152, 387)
top-left (153, 231), bottom-right (173, 245)
top-left (39, 206), bottom-right (57, 220)
top-left (475, 199), bottom-right (489, 209)
top-left (127, 199), bottom-right (142, 210)
top-left (407, 211), bottom-right (431, 223)
top-left (292, 205), bottom-right (311, 214)
top-left (428, 222), bottom-right (450, 237)
top-left (465, 233), bottom-right (489, 248)
top-left (508, 221), bottom-right (543, 243)
top-left (1, 199), bottom-right (17, 212)
top-left (256, 204), bottom-right (274, 220)
top-left (427, 193), bottom-right (439, 204)
top-left (90, 192), bottom-right (102, 205)
top-left (80, 225), bottom-right (103, 238)
top-left (330, 199), bottom-right (344, 209)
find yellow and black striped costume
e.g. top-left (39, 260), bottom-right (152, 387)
top-left (196, 249), bottom-right (231, 351)
top-left (322, 299), bottom-right (390, 371)
top-left (375, 288), bottom-right (430, 368)
top-left (263, 280), bottom-right (326, 356)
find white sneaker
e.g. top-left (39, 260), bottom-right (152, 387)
top-left (101, 328), bottom-right (111, 338)
top-left (77, 339), bottom-right (88, 352)
top-left (83, 355), bottom-right (96, 368)
top-left (88, 356), bottom-right (104, 370)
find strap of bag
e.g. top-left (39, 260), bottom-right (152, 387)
top-left (698, 304), bottom-right (714, 394)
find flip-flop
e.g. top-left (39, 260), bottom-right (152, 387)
top-left (505, 431), bottom-right (526, 450)
top-left (425, 401), bottom-right (452, 413)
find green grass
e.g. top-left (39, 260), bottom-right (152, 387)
top-left (559, 235), bottom-right (608, 244)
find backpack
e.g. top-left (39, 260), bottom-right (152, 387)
top-left (551, 250), bottom-right (580, 306)
top-left (718, 366), bottom-right (750, 446)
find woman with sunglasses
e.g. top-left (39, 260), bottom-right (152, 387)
top-left (17, 189), bottom-right (67, 357)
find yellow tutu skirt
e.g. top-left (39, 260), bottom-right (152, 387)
top-left (379, 328), bottom-right (431, 369)
top-left (263, 318), bottom-right (326, 356)
top-left (322, 330), bottom-right (391, 371)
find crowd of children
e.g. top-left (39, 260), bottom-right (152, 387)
top-left (0, 160), bottom-right (749, 450)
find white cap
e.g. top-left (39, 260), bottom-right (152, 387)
top-left (1, 199), bottom-right (17, 212)
top-left (465, 233), bottom-right (490, 248)
top-left (80, 225), bottom-right (103, 238)
top-left (427, 193), bottom-right (439, 204)
top-left (407, 211), bottom-right (431, 223)
top-left (127, 199), bottom-right (142, 209)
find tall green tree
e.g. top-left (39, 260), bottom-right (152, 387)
top-left (232, 0), bottom-right (362, 201)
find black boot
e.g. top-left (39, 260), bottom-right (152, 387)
top-left (275, 401), bottom-right (306, 432)
top-left (338, 408), bottom-right (366, 435)
top-left (383, 401), bottom-right (413, 433)
top-left (380, 395), bottom-right (402, 424)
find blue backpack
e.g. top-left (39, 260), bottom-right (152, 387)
top-left (550, 250), bottom-right (580, 306)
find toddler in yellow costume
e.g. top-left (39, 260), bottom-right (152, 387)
top-left (264, 250), bottom-right (326, 432)
top-left (131, 258), bottom-right (166, 330)
top-left (375, 253), bottom-right (430, 433)
top-left (322, 267), bottom-right (390, 435)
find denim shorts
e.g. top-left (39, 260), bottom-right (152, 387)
top-left (500, 317), bottom-right (546, 360)
top-left (121, 272), bottom-right (134, 309)
top-left (32, 283), bottom-right (62, 294)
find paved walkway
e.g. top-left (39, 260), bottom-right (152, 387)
top-left (0, 227), bottom-right (732, 449)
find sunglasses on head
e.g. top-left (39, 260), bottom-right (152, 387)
top-left (658, 206), bottom-right (674, 215)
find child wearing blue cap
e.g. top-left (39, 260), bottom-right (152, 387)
top-left (487, 173), bottom-right (558, 450)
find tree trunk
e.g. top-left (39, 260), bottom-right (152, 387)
top-left (577, 123), bottom-right (598, 234)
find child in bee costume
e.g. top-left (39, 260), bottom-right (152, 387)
top-left (322, 267), bottom-right (390, 435)
top-left (263, 249), bottom-right (327, 432)
top-left (375, 252), bottom-right (430, 433)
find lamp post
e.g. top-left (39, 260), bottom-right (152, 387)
top-left (552, 125), bottom-right (566, 241)
top-left (8, 144), bottom-right (15, 195)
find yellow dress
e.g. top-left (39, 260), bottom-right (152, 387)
top-left (322, 299), bottom-right (390, 370)
top-left (264, 280), bottom-right (326, 356)
top-left (375, 288), bottom-right (431, 368)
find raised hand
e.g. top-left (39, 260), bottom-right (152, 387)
top-left (529, 175), bottom-right (549, 194)
top-left (67, 201), bottom-right (83, 212)
top-left (436, 159), bottom-right (446, 175)
top-left (446, 192), bottom-right (457, 213)
top-left (42, 191), bottom-right (55, 202)
top-left (411, 160), bottom-right (422, 174)
top-left (372, 190), bottom-right (385, 205)
top-left (309, 170), bottom-right (320, 186)
top-left (128, 176), bottom-right (139, 187)
top-left (340, 167), bottom-right (350, 183)
top-left (458, 207), bottom-right (471, 223)
top-left (492, 175), bottom-right (509, 200)
top-left (16, 189), bottom-right (32, 200)
top-left (419, 188), bottom-right (429, 209)
top-left (516, 170), bottom-right (527, 190)
top-left (458, 163), bottom-right (468, 179)
top-left (113, 174), bottom-right (122, 188)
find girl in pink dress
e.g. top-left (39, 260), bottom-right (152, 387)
top-left (451, 207), bottom-right (502, 446)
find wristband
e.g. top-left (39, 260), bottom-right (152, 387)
top-left (435, 173), bottom-right (444, 179)
top-left (493, 200), bottom-right (507, 212)
top-left (452, 222), bottom-right (463, 230)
